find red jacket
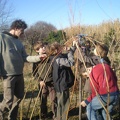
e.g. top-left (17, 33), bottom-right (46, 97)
top-left (85, 63), bottom-right (119, 104)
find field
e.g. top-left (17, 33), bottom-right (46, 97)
top-left (0, 62), bottom-right (120, 120)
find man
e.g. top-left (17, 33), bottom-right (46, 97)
top-left (0, 19), bottom-right (46, 120)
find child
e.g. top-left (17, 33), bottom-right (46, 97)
top-left (49, 41), bottom-right (76, 120)
top-left (78, 43), bottom-right (119, 120)
top-left (76, 42), bottom-right (111, 94)
top-left (80, 63), bottom-right (119, 120)
top-left (32, 41), bottom-right (57, 119)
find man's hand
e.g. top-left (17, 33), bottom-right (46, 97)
top-left (86, 67), bottom-right (93, 74)
top-left (72, 40), bottom-right (78, 47)
top-left (81, 101), bottom-right (87, 107)
top-left (40, 81), bottom-right (46, 87)
top-left (39, 54), bottom-right (47, 59)
top-left (82, 72), bottom-right (88, 77)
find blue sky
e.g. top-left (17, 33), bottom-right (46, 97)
top-left (8, 0), bottom-right (120, 29)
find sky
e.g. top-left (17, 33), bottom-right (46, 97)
top-left (8, 0), bottom-right (120, 29)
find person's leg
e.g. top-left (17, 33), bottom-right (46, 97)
top-left (0, 76), bottom-right (15, 120)
top-left (101, 95), bottom-right (119, 120)
top-left (56, 92), bottom-right (62, 120)
top-left (95, 109), bottom-right (104, 120)
top-left (86, 95), bottom-right (119, 120)
top-left (87, 102), bottom-right (98, 120)
top-left (0, 111), bottom-right (3, 120)
top-left (61, 89), bottom-right (70, 120)
top-left (40, 85), bottom-right (48, 119)
top-left (87, 95), bottom-right (109, 120)
top-left (56, 90), bottom-right (70, 120)
top-left (8, 96), bottom-right (21, 120)
top-left (101, 105), bottom-right (113, 120)
top-left (48, 85), bottom-right (57, 119)
top-left (8, 75), bottom-right (24, 120)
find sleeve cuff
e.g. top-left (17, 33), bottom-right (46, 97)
top-left (85, 100), bottom-right (90, 105)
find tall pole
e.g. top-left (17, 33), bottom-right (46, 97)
top-left (79, 71), bottom-right (82, 119)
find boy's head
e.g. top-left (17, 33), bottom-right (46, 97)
top-left (50, 42), bottom-right (62, 55)
top-left (81, 66), bottom-right (93, 78)
top-left (94, 43), bottom-right (108, 58)
top-left (33, 41), bottom-right (46, 55)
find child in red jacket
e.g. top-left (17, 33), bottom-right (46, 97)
top-left (80, 44), bottom-right (119, 120)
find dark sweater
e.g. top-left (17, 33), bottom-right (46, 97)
top-left (52, 47), bottom-right (75, 92)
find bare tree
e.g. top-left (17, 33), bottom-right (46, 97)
top-left (0, 0), bottom-right (14, 31)
top-left (24, 21), bottom-right (57, 44)
top-left (23, 21), bottom-right (57, 54)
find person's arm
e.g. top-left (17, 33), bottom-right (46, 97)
top-left (26, 54), bottom-right (47, 63)
top-left (21, 45), bottom-right (47, 63)
top-left (81, 101), bottom-right (87, 107)
top-left (81, 67), bottom-right (97, 106)
top-left (40, 81), bottom-right (46, 87)
top-left (56, 46), bottom-right (76, 67)
top-left (80, 86), bottom-right (96, 107)
top-left (77, 46), bottom-right (100, 66)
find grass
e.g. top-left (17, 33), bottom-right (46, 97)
top-left (0, 63), bottom-right (120, 120)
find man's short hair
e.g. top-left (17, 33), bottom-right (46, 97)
top-left (10, 19), bottom-right (27, 30)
